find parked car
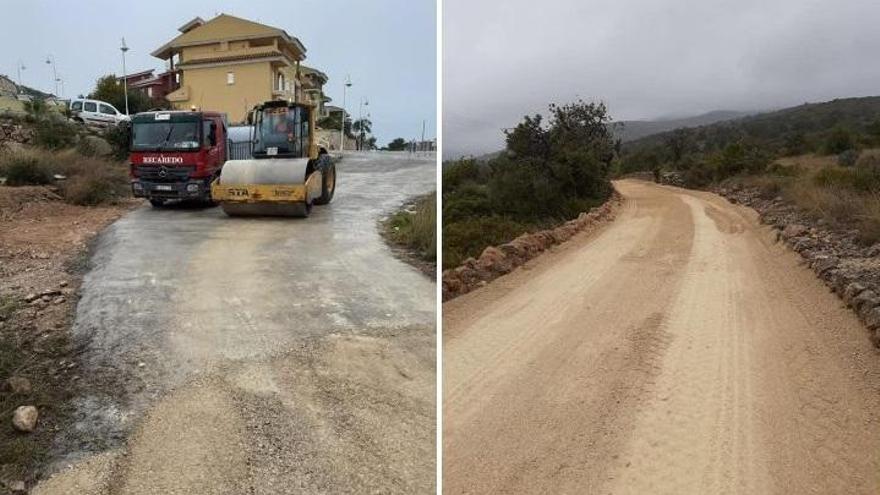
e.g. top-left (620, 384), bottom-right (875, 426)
top-left (69, 98), bottom-right (130, 127)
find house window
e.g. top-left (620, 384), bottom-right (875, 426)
top-left (227, 72), bottom-right (235, 85)
top-left (147, 87), bottom-right (153, 97)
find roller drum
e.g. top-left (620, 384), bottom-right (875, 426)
top-left (218, 158), bottom-right (310, 186)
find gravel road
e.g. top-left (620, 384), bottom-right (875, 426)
top-left (443, 179), bottom-right (880, 494)
top-left (34, 152), bottom-right (437, 495)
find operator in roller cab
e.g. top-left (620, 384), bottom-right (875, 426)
top-left (128, 111), bottom-right (227, 207)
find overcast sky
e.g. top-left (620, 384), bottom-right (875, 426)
top-left (1, 0), bottom-right (435, 146)
top-left (443, 0), bottom-right (880, 158)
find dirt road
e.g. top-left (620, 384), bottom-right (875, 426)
top-left (34, 152), bottom-right (436, 495)
top-left (443, 179), bottom-right (880, 494)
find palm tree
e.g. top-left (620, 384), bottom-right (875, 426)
top-left (352, 118), bottom-right (372, 150)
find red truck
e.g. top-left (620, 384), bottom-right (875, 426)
top-left (129, 111), bottom-right (228, 206)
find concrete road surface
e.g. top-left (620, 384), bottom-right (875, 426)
top-left (36, 152), bottom-right (436, 495)
top-left (444, 179), bottom-right (880, 494)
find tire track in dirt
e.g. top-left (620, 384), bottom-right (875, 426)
top-left (444, 180), bottom-right (880, 494)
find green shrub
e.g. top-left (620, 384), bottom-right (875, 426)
top-left (443, 159), bottom-right (483, 190)
top-left (62, 173), bottom-right (125, 205)
top-left (823, 125), bottom-right (858, 155)
top-left (838, 149), bottom-right (861, 167)
top-left (443, 215), bottom-right (538, 269)
top-left (55, 153), bottom-right (128, 205)
top-left (32, 117), bottom-right (78, 150)
top-left (0, 152), bottom-right (54, 185)
top-left (104, 121), bottom-right (131, 160)
top-left (443, 182), bottom-right (492, 222)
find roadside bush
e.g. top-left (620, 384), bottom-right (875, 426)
top-left (838, 148), bottom-right (861, 167)
top-left (823, 125), bottom-right (858, 155)
top-left (443, 159), bottom-right (484, 190)
top-left (385, 194), bottom-right (436, 261)
top-left (0, 151), bottom-right (54, 185)
top-left (443, 182), bottom-right (492, 222)
top-left (52, 152), bottom-right (128, 205)
top-left (813, 165), bottom-right (880, 194)
top-left (62, 171), bottom-right (127, 205)
top-left (32, 117), bottom-right (78, 150)
top-left (0, 148), bottom-right (128, 204)
top-left (443, 99), bottom-right (616, 268)
top-left (104, 121), bottom-right (131, 160)
top-left (443, 215), bottom-right (538, 269)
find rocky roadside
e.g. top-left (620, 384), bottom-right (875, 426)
top-left (442, 192), bottom-right (622, 301)
top-left (0, 186), bottom-right (136, 493)
top-left (716, 184), bottom-right (880, 346)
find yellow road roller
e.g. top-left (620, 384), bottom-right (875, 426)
top-left (211, 100), bottom-right (336, 217)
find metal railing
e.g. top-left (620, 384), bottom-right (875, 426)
top-left (228, 140), bottom-right (253, 160)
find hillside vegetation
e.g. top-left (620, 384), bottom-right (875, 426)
top-left (443, 100), bottom-right (616, 268)
top-left (613, 110), bottom-right (751, 142)
top-left (617, 95), bottom-right (880, 244)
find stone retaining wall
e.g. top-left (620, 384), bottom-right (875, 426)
top-left (442, 192), bottom-right (622, 301)
top-left (0, 118), bottom-right (33, 148)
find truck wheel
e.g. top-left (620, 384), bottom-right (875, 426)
top-left (314, 161), bottom-right (336, 205)
top-left (149, 199), bottom-right (165, 208)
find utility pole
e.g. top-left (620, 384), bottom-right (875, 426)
top-left (120, 38), bottom-right (130, 115)
top-left (421, 120), bottom-right (426, 153)
top-left (340, 75), bottom-right (351, 151)
top-left (45, 55), bottom-right (57, 96)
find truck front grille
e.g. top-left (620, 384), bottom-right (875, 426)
top-left (135, 165), bottom-right (194, 182)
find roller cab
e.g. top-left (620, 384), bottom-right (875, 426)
top-left (212, 100), bottom-right (336, 217)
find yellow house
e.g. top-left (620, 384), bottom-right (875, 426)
top-left (152, 14), bottom-right (325, 123)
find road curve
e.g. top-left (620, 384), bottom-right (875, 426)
top-left (36, 152), bottom-right (436, 495)
top-left (443, 179), bottom-right (880, 494)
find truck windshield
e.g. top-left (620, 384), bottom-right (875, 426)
top-left (132, 122), bottom-right (200, 152)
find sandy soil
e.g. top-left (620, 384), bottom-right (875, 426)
top-left (443, 179), bottom-right (880, 494)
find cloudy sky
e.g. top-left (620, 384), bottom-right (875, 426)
top-left (1, 0), bottom-right (435, 146)
top-left (443, 0), bottom-right (880, 158)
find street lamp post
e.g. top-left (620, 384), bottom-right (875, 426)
top-left (357, 97), bottom-right (369, 150)
top-left (340, 75), bottom-right (351, 151)
top-left (120, 38), bottom-right (130, 115)
top-left (16, 61), bottom-right (25, 94)
top-left (45, 55), bottom-right (57, 96)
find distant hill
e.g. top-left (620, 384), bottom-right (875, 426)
top-left (613, 110), bottom-right (753, 142)
top-left (457, 110), bottom-right (754, 162)
top-left (624, 96), bottom-right (880, 154)
top-left (0, 74), bottom-right (53, 100)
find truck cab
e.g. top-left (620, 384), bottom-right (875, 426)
top-left (129, 111), bottom-right (227, 206)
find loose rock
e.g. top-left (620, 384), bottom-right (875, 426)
top-left (5, 376), bottom-right (32, 394)
top-left (12, 405), bottom-right (38, 432)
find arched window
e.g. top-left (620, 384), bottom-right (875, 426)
top-left (277, 72), bottom-right (285, 92)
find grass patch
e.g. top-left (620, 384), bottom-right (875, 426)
top-left (728, 156), bottom-right (880, 244)
top-left (0, 294), bottom-right (21, 321)
top-left (384, 193), bottom-right (436, 262)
